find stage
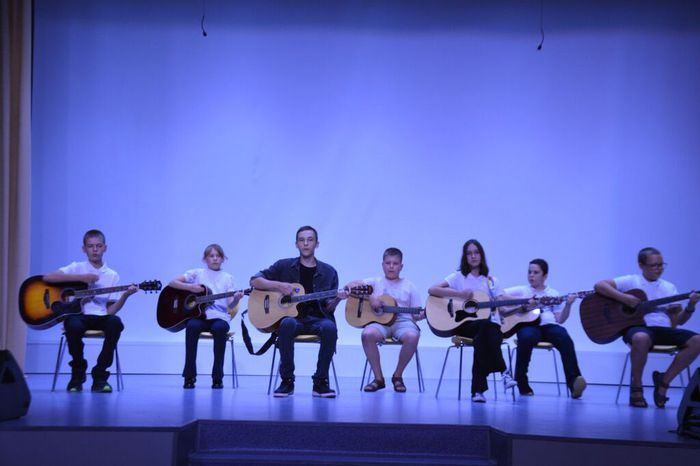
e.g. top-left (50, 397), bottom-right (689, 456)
top-left (1, 373), bottom-right (698, 465)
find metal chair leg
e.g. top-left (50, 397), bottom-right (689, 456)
top-left (115, 346), bottom-right (123, 391)
top-left (415, 349), bottom-right (425, 393)
top-left (229, 337), bottom-right (239, 389)
top-left (51, 335), bottom-right (66, 392)
top-left (360, 358), bottom-right (370, 391)
top-left (615, 351), bottom-right (630, 404)
top-left (331, 358), bottom-right (340, 395)
top-left (551, 348), bottom-right (562, 397)
top-left (458, 345), bottom-right (464, 400)
top-left (435, 345), bottom-right (453, 399)
top-left (267, 345), bottom-right (278, 395)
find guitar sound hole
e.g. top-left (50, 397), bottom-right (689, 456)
top-left (280, 296), bottom-right (292, 304)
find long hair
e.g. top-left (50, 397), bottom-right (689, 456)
top-left (459, 239), bottom-right (489, 277)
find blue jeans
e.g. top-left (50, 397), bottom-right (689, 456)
top-left (183, 318), bottom-right (230, 381)
top-left (277, 315), bottom-right (337, 381)
top-left (515, 324), bottom-right (581, 386)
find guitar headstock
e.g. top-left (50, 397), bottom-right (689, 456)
top-left (348, 285), bottom-right (373, 297)
top-left (139, 280), bottom-right (163, 292)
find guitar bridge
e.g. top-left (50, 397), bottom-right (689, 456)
top-left (447, 299), bottom-right (454, 318)
top-left (43, 288), bottom-right (50, 309)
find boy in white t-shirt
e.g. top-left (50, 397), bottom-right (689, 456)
top-left (595, 247), bottom-right (699, 408)
top-left (348, 247), bottom-right (424, 393)
top-left (43, 229), bottom-right (138, 393)
top-left (504, 259), bottom-right (585, 398)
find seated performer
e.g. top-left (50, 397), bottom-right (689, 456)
top-left (168, 243), bottom-right (244, 389)
top-left (595, 247), bottom-right (699, 408)
top-left (43, 229), bottom-right (138, 393)
top-left (250, 225), bottom-right (347, 398)
top-left (504, 259), bottom-right (586, 398)
top-left (348, 247), bottom-right (424, 393)
top-left (428, 239), bottom-right (516, 403)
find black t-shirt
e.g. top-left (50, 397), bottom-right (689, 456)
top-left (299, 264), bottom-right (323, 318)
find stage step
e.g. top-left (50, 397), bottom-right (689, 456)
top-left (187, 420), bottom-right (502, 465)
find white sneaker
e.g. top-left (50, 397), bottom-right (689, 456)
top-left (472, 392), bottom-right (487, 403)
top-left (502, 370), bottom-right (517, 390)
top-left (570, 376), bottom-right (587, 399)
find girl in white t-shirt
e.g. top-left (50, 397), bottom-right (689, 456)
top-left (428, 239), bottom-right (515, 403)
top-left (169, 244), bottom-right (244, 389)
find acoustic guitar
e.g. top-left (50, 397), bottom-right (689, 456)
top-left (248, 283), bottom-right (373, 332)
top-left (425, 291), bottom-right (536, 337)
top-left (499, 291), bottom-right (593, 338)
top-left (18, 275), bottom-right (162, 329)
top-left (156, 286), bottom-right (252, 332)
top-left (580, 289), bottom-right (695, 344)
top-left (345, 294), bottom-right (423, 328)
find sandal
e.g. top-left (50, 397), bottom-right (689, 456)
top-left (391, 376), bottom-right (407, 393)
top-left (652, 371), bottom-right (670, 408)
top-left (629, 386), bottom-right (648, 408)
top-left (363, 378), bottom-right (385, 392)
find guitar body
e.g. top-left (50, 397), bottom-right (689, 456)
top-left (156, 286), bottom-right (209, 332)
top-left (345, 295), bottom-right (397, 328)
top-left (579, 289), bottom-right (648, 344)
top-left (18, 276), bottom-right (88, 329)
top-left (425, 291), bottom-right (493, 337)
top-left (248, 284), bottom-right (303, 333)
top-left (499, 307), bottom-right (541, 338)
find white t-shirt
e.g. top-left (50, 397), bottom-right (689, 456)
top-left (59, 261), bottom-right (120, 316)
top-left (183, 268), bottom-right (236, 322)
top-left (504, 285), bottom-right (563, 326)
top-left (363, 277), bottom-right (422, 323)
top-left (613, 274), bottom-right (679, 328)
top-left (444, 272), bottom-right (503, 324)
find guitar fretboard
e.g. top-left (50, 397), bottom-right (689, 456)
top-left (195, 288), bottom-right (252, 304)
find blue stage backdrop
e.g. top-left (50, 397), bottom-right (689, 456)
top-left (26, 0), bottom-right (700, 380)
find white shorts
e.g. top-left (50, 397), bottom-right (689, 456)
top-left (365, 319), bottom-right (420, 342)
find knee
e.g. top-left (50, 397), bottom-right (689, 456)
top-left (106, 315), bottom-right (124, 331)
top-left (277, 317), bottom-right (297, 336)
top-left (400, 332), bottom-right (419, 346)
top-left (686, 335), bottom-right (700, 352)
top-left (319, 321), bottom-right (337, 339)
top-left (64, 318), bottom-right (85, 335)
top-left (630, 332), bottom-right (652, 351)
top-left (517, 329), bottom-right (539, 346)
top-left (362, 328), bottom-right (382, 344)
top-left (211, 321), bottom-right (230, 336)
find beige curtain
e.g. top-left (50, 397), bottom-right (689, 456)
top-left (0, 0), bottom-right (32, 368)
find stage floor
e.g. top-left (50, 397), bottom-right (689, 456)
top-left (2, 373), bottom-right (698, 447)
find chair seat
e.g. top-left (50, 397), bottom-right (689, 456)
top-left (649, 345), bottom-right (680, 354)
top-left (451, 336), bottom-right (475, 346)
top-left (200, 331), bottom-right (235, 339)
top-left (294, 335), bottom-right (322, 343)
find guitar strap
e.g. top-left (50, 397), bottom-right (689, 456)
top-left (240, 310), bottom-right (277, 355)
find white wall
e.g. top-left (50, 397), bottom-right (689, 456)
top-left (27, 0), bottom-right (700, 382)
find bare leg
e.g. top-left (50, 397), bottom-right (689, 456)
top-left (362, 327), bottom-right (385, 382)
top-left (660, 335), bottom-right (700, 398)
top-left (629, 331), bottom-right (652, 388)
top-left (394, 331), bottom-right (419, 378)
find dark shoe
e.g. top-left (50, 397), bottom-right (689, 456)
top-left (652, 371), bottom-right (669, 408)
top-left (91, 381), bottom-right (113, 393)
top-left (273, 378), bottom-right (294, 397)
top-left (67, 377), bottom-right (85, 392)
top-left (91, 370), bottom-right (111, 393)
top-left (312, 378), bottom-right (336, 398)
top-left (183, 377), bottom-right (196, 389)
top-left (391, 376), bottom-right (407, 393)
top-left (518, 381), bottom-right (534, 396)
top-left (363, 378), bottom-right (385, 392)
top-left (211, 380), bottom-right (224, 389)
top-left (67, 359), bottom-right (87, 392)
top-left (629, 386), bottom-right (648, 408)
top-left (570, 376), bottom-right (587, 399)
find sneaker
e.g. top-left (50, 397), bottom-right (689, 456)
top-left (570, 376), bottom-right (587, 399)
top-left (502, 370), bottom-right (517, 390)
top-left (211, 380), bottom-right (224, 389)
top-left (183, 377), bottom-right (196, 389)
top-left (91, 381), bottom-right (113, 393)
top-left (312, 378), bottom-right (336, 398)
top-left (67, 377), bottom-right (84, 392)
top-left (518, 380), bottom-right (535, 396)
top-left (273, 378), bottom-right (294, 397)
top-left (472, 392), bottom-right (487, 403)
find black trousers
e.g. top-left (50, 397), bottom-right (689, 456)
top-left (454, 319), bottom-right (506, 394)
top-left (183, 318), bottom-right (230, 381)
top-left (64, 314), bottom-right (123, 381)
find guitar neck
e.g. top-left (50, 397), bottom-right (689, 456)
top-left (73, 284), bottom-right (133, 298)
top-left (381, 306), bottom-right (423, 314)
top-left (290, 289), bottom-right (341, 303)
top-left (195, 288), bottom-right (252, 304)
top-left (646, 291), bottom-right (696, 308)
top-left (477, 298), bottom-right (530, 309)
